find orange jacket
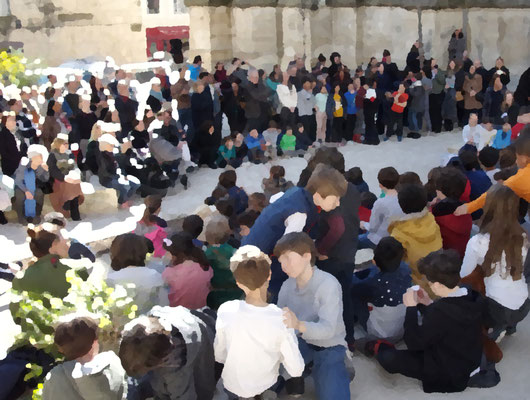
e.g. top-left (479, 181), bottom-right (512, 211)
top-left (467, 164), bottom-right (530, 214)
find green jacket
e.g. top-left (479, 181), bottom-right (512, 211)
top-left (432, 69), bottom-right (447, 95)
top-left (204, 244), bottom-right (242, 309)
top-left (280, 134), bottom-right (296, 151)
top-left (12, 254), bottom-right (71, 299)
top-left (217, 145), bottom-right (236, 163)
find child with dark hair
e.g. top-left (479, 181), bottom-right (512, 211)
top-left (431, 167), bottom-right (472, 258)
top-left (359, 191), bottom-right (377, 224)
top-left (294, 123), bottom-right (313, 151)
top-left (42, 316), bottom-right (126, 400)
top-left (389, 184), bottom-right (442, 287)
top-left (244, 129), bottom-right (268, 164)
top-left (216, 136), bottom-right (240, 168)
top-left (120, 306), bottom-right (216, 400)
top-left (351, 237), bottom-right (411, 340)
top-left (478, 146), bottom-right (500, 184)
top-left (215, 245), bottom-right (304, 399)
top-left (247, 192), bottom-right (268, 213)
top-left (182, 214), bottom-right (205, 248)
top-left (107, 233), bottom-right (168, 312)
top-left (359, 167), bottom-right (403, 249)
top-left (492, 122), bottom-right (512, 150)
top-left (344, 166), bottom-right (369, 193)
top-left (398, 171), bottom-right (422, 188)
top-left (204, 215), bottom-right (243, 309)
top-left (218, 170), bottom-right (248, 215)
top-left (237, 209), bottom-right (260, 237)
top-left (134, 195), bottom-right (168, 258)
top-left (262, 165), bottom-right (294, 201)
top-left (275, 232), bottom-right (351, 399)
top-left (162, 232), bottom-right (213, 309)
top-left (370, 249), bottom-right (484, 393)
top-left (459, 150), bottom-right (492, 219)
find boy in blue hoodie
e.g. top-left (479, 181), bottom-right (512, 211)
top-left (244, 129), bottom-right (268, 163)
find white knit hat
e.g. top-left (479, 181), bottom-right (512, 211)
top-left (98, 134), bottom-right (119, 146)
top-left (27, 144), bottom-right (49, 163)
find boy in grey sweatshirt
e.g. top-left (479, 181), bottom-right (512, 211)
top-left (275, 232), bottom-right (351, 399)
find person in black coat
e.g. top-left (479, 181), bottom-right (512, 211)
top-left (406, 42), bottom-right (421, 74)
top-left (316, 181), bottom-right (360, 349)
top-left (0, 115), bottom-right (22, 176)
top-left (194, 121), bottom-right (219, 168)
top-left (371, 250), bottom-right (485, 393)
top-left (115, 84), bottom-right (139, 140)
top-left (514, 67), bottom-right (530, 107)
top-left (191, 82), bottom-right (214, 133)
top-left (486, 57), bottom-right (510, 88)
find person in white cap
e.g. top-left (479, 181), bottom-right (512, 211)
top-left (14, 144), bottom-right (50, 224)
top-left (97, 134), bottom-right (139, 209)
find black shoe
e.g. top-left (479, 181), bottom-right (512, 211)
top-left (468, 365), bottom-right (501, 388)
top-left (180, 175), bottom-right (188, 190)
top-left (0, 211), bottom-right (7, 225)
top-left (185, 166), bottom-right (195, 173)
top-left (285, 377), bottom-right (305, 396)
top-left (70, 197), bottom-right (81, 221)
top-left (207, 163), bottom-right (218, 169)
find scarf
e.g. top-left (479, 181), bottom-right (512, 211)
top-left (24, 167), bottom-right (36, 217)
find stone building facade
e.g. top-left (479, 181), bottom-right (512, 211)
top-left (185, 0), bottom-right (530, 87)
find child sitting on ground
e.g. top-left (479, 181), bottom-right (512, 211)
top-left (389, 184), bottom-right (442, 288)
top-left (359, 191), bottom-right (377, 225)
top-left (162, 232), bottom-right (213, 309)
top-left (247, 192), bottom-right (269, 214)
top-left (344, 166), bottom-right (369, 193)
top-left (351, 237), bottom-right (411, 341)
top-left (459, 150), bottom-right (492, 219)
top-left (204, 215), bottom-right (243, 309)
top-left (214, 245), bottom-right (304, 399)
top-left (431, 167), bottom-right (472, 258)
top-left (244, 129), bottom-right (268, 164)
top-left (182, 214), bottom-right (205, 248)
top-left (261, 165), bottom-right (294, 201)
top-left (262, 120), bottom-right (281, 158)
top-left (134, 195), bottom-right (167, 259)
top-left (478, 146), bottom-right (500, 184)
top-left (216, 136), bottom-right (239, 168)
top-left (42, 316), bottom-right (126, 400)
top-left (492, 122), bottom-right (512, 150)
top-left (359, 167), bottom-right (403, 249)
top-left (218, 170), bottom-right (248, 215)
top-left (279, 126), bottom-right (296, 154)
top-left (120, 305), bottom-right (216, 400)
top-left (369, 250), bottom-right (484, 394)
top-left (294, 123), bottom-right (313, 151)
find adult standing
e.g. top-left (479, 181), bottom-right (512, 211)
top-left (463, 65), bottom-right (484, 122)
top-left (448, 28), bottom-right (466, 63)
top-left (0, 113), bottom-right (22, 176)
top-left (430, 60), bottom-right (446, 133)
top-left (297, 79), bottom-right (317, 142)
top-left (277, 72), bottom-right (298, 131)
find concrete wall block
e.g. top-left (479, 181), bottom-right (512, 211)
top-left (308, 7), bottom-right (333, 65)
top-left (421, 9), bottom-right (463, 66)
top-left (281, 7), bottom-right (305, 67)
top-left (232, 7), bottom-right (277, 61)
top-left (331, 7), bottom-right (356, 69)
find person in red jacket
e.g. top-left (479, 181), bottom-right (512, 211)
top-left (430, 167), bottom-right (472, 258)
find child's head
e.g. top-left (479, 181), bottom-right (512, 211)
top-left (164, 231), bottom-right (209, 268)
top-left (274, 232), bottom-right (317, 278)
top-left (120, 317), bottom-right (185, 377)
top-left (344, 167), bottom-right (364, 185)
top-left (297, 123), bottom-right (304, 133)
top-left (399, 171), bottom-right (422, 187)
top-left (205, 186), bottom-right (228, 206)
top-left (223, 136), bottom-right (234, 149)
top-left (482, 118), bottom-right (493, 131)
top-left (230, 245), bottom-right (271, 293)
top-left (478, 146), bottom-right (499, 170)
top-left (204, 215), bottom-right (231, 245)
top-left (360, 191), bottom-right (377, 210)
top-left (54, 316), bottom-right (99, 361)
top-left (502, 122), bottom-right (511, 133)
top-left (398, 184), bottom-right (428, 214)
top-left (285, 126), bottom-right (293, 135)
top-left (237, 209), bottom-right (260, 237)
top-left (305, 164), bottom-right (348, 212)
top-left (499, 146), bottom-right (517, 169)
top-left (418, 249), bottom-right (461, 295)
top-left (141, 195), bottom-right (163, 224)
top-left (459, 150), bottom-right (481, 171)
top-left (373, 237), bottom-right (404, 273)
top-left (269, 165), bottom-right (286, 180)
top-left (268, 120), bottom-right (278, 130)
top-left (27, 226), bottom-right (69, 259)
top-left (249, 129), bottom-right (259, 138)
top-left (182, 214), bottom-right (204, 239)
top-left (110, 233), bottom-right (154, 271)
top-left (248, 192), bottom-right (268, 213)
top-left (215, 197), bottom-right (235, 219)
top-left (377, 167), bottom-right (400, 190)
top-left (218, 170), bottom-right (237, 189)
top-left (515, 135), bottom-right (530, 169)
top-left (435, 167), bottom-right (467, 200)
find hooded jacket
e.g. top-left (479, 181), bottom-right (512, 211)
top-left (42, 351), bottom-right (126, 400)
top-left (389, 209), bottom-right (443, 284)
top-left (0, 126), bottom-right (22, 176)
top-left (431, 198), bottom-right (472, 258)
top-left (403, 288), bottom-right (484, 393)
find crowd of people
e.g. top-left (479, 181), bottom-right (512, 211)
top-left (1, 27), bottom-right (530, 400)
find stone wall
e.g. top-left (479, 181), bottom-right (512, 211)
top-left (185, 0), bottom-right (530, 89)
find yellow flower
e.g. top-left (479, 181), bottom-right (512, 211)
top-left (127, 312), bottom-right (136, 319)
top-left (49, 298), bottom-right (63, 309)
top-left (131, 305), bottom-right (138, 312)
top-left (99, 317), bottom-right (111, 328)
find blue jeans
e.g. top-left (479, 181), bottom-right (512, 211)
top-left (298, 339), bottom-right (351, 400)
top-left (357, 233), bottom-right (376, 250)
top-left (408, 111), bottom-right (423, 132)
top-left (106, 178), bottom-right (140, 204)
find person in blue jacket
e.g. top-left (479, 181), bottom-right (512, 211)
top-left (242, 164), bottom-right (348, 302)
top-left (217, 170), bottom-right (248, 215)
